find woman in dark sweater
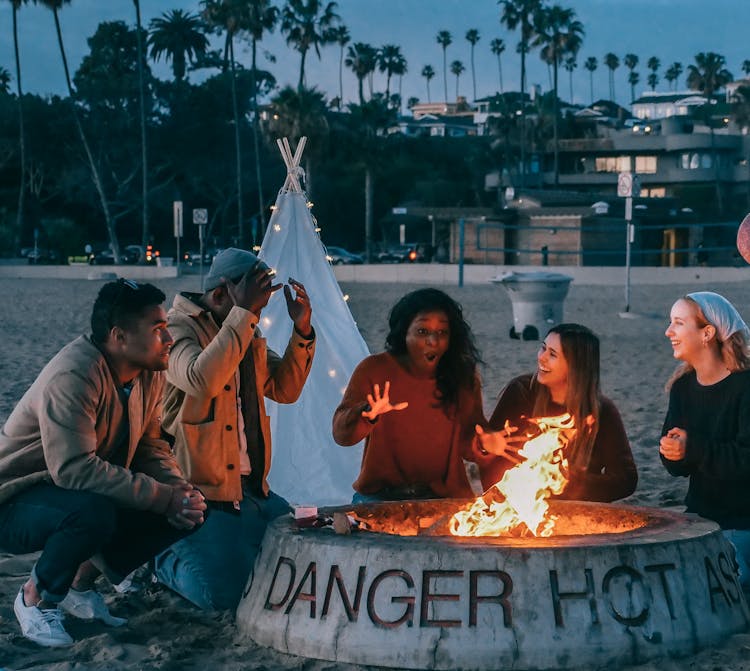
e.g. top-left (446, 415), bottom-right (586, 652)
top-left (478, 323), bottom-right (637, 502)
top-left (661, 291), bottom-right (750, 588)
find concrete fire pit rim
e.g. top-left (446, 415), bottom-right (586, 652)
top-left (280, 499), bottom-right (720, 549)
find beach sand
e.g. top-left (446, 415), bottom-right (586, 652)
top-left (2, 276), bottom-right (750, 670)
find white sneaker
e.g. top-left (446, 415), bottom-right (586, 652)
top-left (13, 588), bottom-right (74, 648)
top-left (60, 588), bottom-right (127, 627)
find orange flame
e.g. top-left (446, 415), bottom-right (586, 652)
top-left (450, 413), bottom-right (575, 538)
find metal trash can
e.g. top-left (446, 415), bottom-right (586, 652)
top-left (492, 271), bottom-right (573, 340)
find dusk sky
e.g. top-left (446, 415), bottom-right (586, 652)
top-left (2, 0), bottom-right (749, 109)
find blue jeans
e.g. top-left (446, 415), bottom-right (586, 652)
top-left (0, 483), bottom-right (195, 603)
top-left (154, 486), bottom-right (290, 612)
top-left (724, 530), bottom-right (750, 591)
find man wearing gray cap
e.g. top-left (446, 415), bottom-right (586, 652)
top-left (154, 248), bottom-right (315, 611)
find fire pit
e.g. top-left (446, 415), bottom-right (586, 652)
top-left (236, 499), bottom-right (749, 670)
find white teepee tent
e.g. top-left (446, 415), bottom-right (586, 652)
top-left (258, 137), bottom-right (368, 505)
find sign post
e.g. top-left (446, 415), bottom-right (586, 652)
top-left (173, 201), bottom-right (183, 268)
top-left (193, 208), bottom-right (208, 288)
top-left (617, 172), bottom-right (636, 313)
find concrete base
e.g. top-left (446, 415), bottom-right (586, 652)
top-left (237, 500), bottom-right (749, 670)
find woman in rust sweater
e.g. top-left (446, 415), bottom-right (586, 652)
top-left (333, 288), bottom-right (485, 502)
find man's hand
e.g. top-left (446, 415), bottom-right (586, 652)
top-left (224, 262), bottom-right (281, 315)
top-left (284, 278), bottom-right (312, 337)
top-left (660, 427), bottom-right (687, 461)
top-left (166, 484), bottom-right (207, 529)
top-left (361, 381), bottom-right (408, 421)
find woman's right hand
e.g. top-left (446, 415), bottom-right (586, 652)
top-left (659, 427), bottom-right (687, 461)
top-left (361, 380), bottom-right (408, 421)
top-left (475, 425), bottom-right (526, 462)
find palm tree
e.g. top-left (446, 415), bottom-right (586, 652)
top-left (132, 0), bottom-right (150, 251)
top-left (604, 52), bottom-right (619, 100)
top-left (280, 0), bottom-right (340, 91)
top-left (436, 30), bottom-right (452, 103)
top-left (377, 44), bottom-right (403, 100)
top-left (665, 61), bottom-right (683, 90)
top-left (584, 56), bottom-right (597, 102)
top-left (330, 24), bottom-right (349, 108)
top-left (345, 42), bottom-right (375, 104)
top-left (407, 95), bottom-right (419, 109)
top-left (148, 9), bottom-right (209, 82)
top-left (687, 52), bottom-right (734, 213)
top-left (421, 64), bottom-right (435, 102)
top-left (646, 56), bottom-right (660, 92)
top-left (623, 52), bottom-right (638, 100)
top-left (532, 3), bottom-right (584, 186)
top-left (8, 0), bottom-right (30, 250)
top-left (465, 28), bottom-right (480, 101)
top-left (246, 0), bottom-right (280, 235)
top-left (647, 72), bottom-right (658, 91)
top-left (450, 59), bottom-right (465, 100)
top-left (500, 0), bottom-right (542, 187)
top-left (202, 0), bottom-right (255, 246)
top-left (38, 0), bottom-right (121, 261)
top-left (392, 51), bottom-right (407, 111)
top-left (563, 54), bottom-right (576, 101)
top-left (0, 67), bottom-right (9, 93)
top-left (743, 60), bottom-right (750, 77)
top-left (627, 70), bottom-right (639, 101)
top-left (490, 37), bottom-right (505, 92)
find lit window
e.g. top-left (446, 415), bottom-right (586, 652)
top-left (635, 156), bottom-right (657, 174)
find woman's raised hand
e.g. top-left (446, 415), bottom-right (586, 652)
top-left (474, 424), bottom-right (526, 463)
top-left (361, 381), bottom-right (409, 421)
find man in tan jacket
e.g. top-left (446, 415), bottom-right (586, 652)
top-left (0, 279), bottom-right (206, 647)
top-left (155, 248), bottom-right (315, 611)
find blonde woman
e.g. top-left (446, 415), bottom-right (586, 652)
top-left (661, 291), bottom-right (750, 589)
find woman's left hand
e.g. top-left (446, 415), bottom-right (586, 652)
top-left (659, 427), bottom-right (687, 461)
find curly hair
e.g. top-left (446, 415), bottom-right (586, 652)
top-left (91, 279), bottom-right (166, 344)
top-left (385, 288), bottom-right (481, 408)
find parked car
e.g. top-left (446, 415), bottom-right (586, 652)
top-left (377, 244), bottom-right (424, 263)
top-left (22, 247), bottom-right (60, 264)
top-left (183, 247), bottom-right (221, 266)
top-left (326, 246), bottom-right (364, 265)
top-left (89, 245), bottom-right (143, 265)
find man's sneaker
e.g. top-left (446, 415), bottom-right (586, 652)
top-left (13, 588), bottom-right (74, 648)
top-left (60, 588), bottom-right (127, 627)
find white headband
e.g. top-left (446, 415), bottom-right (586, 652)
top-left (687, 291), bottom-right (749, 342)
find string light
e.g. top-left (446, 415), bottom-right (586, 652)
top-left (262, 317), bottom-right (272, 328)
top-left (252, 245), bottom-right (261, 252)
top-left (273, 224), bottom-right (282, 232)
top-left (314, 227), bottom-right (321, 233)
top-left (325, 255), bottom-right (333, 262)
top-left (270, 205), bottom-right (277, 211)
top-left (306, 201), bottom-right (314, 209)
top-left (343, 294), bottom-right (350, 302)
top-left (328, 369), bottom-right (337, 378)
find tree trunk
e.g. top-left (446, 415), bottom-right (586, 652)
top-left (251, 38), bottom-right (266, 238)
top-left (52, 8), bottom-right (120, 262)
top-left (12, 4), bottom-right (26, 251)
top-left (228, 36), bottom-right (244, 247)
top-left (442, 49), bottom-right (448, 103)
top-left (338, 45), bottom-right (344, 108)
top-left (365, 168), bottom-right (374, 262)
top-left (553, 60), bottom-right (559, 187)
top-left (471, 47), bottom-right (476, 101)
top-left (134, 0), bottom-right (149, 252)
top-left (298, 48), bottom-right (307, 91)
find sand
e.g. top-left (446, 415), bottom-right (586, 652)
top-left (2, 275), bottom-right (750, 670)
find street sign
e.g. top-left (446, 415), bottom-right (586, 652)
top-left (617, 172), bottom-right (633, 198)
top-left (173, 201), bottom-right (183, 237)
top-left (192, 208), bottom-right (208, 225)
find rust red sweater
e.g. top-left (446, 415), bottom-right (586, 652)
top-left (333, 352), bottom-right (484, 498)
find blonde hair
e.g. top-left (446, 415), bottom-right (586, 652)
top-left (666, 296), bottom-right (750, 391)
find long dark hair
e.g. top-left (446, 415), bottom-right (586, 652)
top-left (531, 323), bottom-right (601, 469)
top-left (385, 288), bottom-right (481, 408)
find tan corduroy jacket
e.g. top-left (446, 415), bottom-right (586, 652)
top-left (162, 293), bottom-right (315, 502)
top-left (0, 335), bottom-right (186, 512)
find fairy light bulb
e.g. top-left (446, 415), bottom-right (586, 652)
top-left (328, 369), bottom-right (337, 378)
top-left (273, 224), bottom-right (281, 232)
top-left (262, 317), bottom-right (272, 328)
top-left (343, 294), bottom-right (350, 302)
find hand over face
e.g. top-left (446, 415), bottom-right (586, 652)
top-left (659, 427), bottom-right (687, 461)
top-left (224, 263), bottom-right (281, 315)
top-left (284, 278), bottom-right (312, 336)
top-left (361, 380), bottom-right (409, 421)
